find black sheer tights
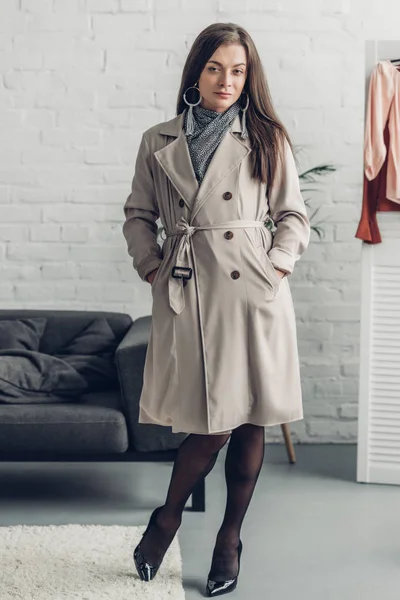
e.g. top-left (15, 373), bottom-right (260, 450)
top-left (138, 424), bottom-right (265, 581)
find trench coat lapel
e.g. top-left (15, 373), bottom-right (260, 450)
top-left (154, 109), bottom-right (251, 220)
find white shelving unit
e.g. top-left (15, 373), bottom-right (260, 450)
top-left (357, 41), bottom-right (400, 485)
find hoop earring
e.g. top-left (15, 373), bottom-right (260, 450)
top-left (183, 82), bottom-right (202, 136)
top-left (240, 92), bottom-right (250, 139)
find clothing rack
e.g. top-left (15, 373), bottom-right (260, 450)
top-left (357, 41), bottom-right (400, 487)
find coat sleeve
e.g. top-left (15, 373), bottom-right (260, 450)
top-left (364, 61), bottom-right (394, 182)
top-left (266, 137), bottom-right (311, 275)
top-left (122, 132), bottom-right (163, 282)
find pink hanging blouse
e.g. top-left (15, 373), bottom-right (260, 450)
top-left (364, 60), bottom-right (400, 201)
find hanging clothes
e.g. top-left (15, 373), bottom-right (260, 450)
top-left (355, 60), bottom-right (400, 244)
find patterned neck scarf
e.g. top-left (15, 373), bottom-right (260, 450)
top-left (184, 99), bottom-right (242, 185)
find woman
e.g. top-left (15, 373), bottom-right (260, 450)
top-left (123, 22), bottom-right (310, 597)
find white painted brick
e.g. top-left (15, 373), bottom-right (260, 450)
top-left (298, 340), bottom-right (323, 357)
top-left (302, 363), bottom-right (341, 378)
top-left (13, 188), bottom-right (66, 203)
top-left (0, 14), bottom-right (30, 34)
top-left (14, 282), bottom-right (56, 301)
top-left (0, 178), bottom-right (13, 197)
top-left (68, 186), bottom-right (123, 204)
top-left (338, 403), bottom-right (358, 419)
top-left (20, 0), bottom-right (52, 12)
top-left (294, 285), bottom-right (341, 303)
top-left (88, 224), bottom-right (125, 242)
top-left (41, 263), bottom-right (77, 279)
top-left (154, 12), bottom-right (214, 33)
top-left (41, 128), bottom-right (101, 147)
top-left (73, 283), bottom-right (104, 301)
top-left (331, 323), bottom-right (360, 343)
top-left (45, 40), bottom-right (104, 70)
top-left (86, 0), bottom-right (119, 12)
top-left (0, 206), bottom-right (40, 222)
top-left (0, 226), bottom-right (29, 242)
top-left (0, 148), bottom-right (21, 165)
top-left (304, 401), bottom-right (337, 418)
top-left (180, 0), bottom-right (219, 10)
top-left (0, 283), bottom-right (14, 299)
top-left (42, 204), bottom-right (100, 223)
top-left (7, 244), bottom-right (69, 261)
top-left (53, 0), bottom-right (86, 13)
top-left (340, 361), bottom-right (359, 378)
top-left (341, 378), bottom-right (359, 396)
top-left (307, 419), bottom-right (357, 440)
top-left (21, 147), bottom-right (83, 164)
top-left (61, 226), bottom-right (89, 242)
top-left (297, 323), bottom-right (333, 344)
top-left (311, 262), bottom-right (360, 282)
top-left (310, 304), bottom-right (359, 322)
top-left (37, 166), bottom-right (104, 186)
top-left (28, 14), bottom-right (90, 33)
top-left (341, 286), bottom-right (361, 302)
top-left (334, 224), bottom-right (360, 242)
top-left (12, 33), bottom-right (74, 58)
top-left (313, 379), bottom-right (343, 399)
top-left (30, 225), bottom-right (61, 242)
top-left (84, 147), bottom-right (121, 164)
top-left (0, 110), bottom-right (23, 128)
top-left (321, 341), bottom-right (359, 359)
top-left (0, 51), bottom-right (42, 70)
top-left (120, 0), bottom-right (151, 9)
top-left (107, 89), bottom-right (154, 109)
top-left (78, 264), bottom-right (121, 281)
top-left (0, 265), bottom-right (41, 280)
top-left (68, 244), bottom-right (125, 262)
top-left (52, 283), bottom-right (79, 301)
top-left (102, 284), bottom-right (138, 301)
top-left (35, 89), bottom-right (96, 110)
top-left (92, 14), bottom-right (151, 37)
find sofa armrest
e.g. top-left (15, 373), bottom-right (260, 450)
top-left (115, 316), bottom-right (187, 452)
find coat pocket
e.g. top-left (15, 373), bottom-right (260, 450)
top-left (256, 245), bottom-right (281, 289)
top-left (244, 228), bottom-right (281, 296)
top-left (150, 261), bottom-right (164, 295)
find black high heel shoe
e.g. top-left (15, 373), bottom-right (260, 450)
top-left (133, 505), bottom-right (166, 582)
top-left (205, 538), bottom-right (243, 597)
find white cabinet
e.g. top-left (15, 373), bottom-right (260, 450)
top-left (357, 215), bottom-right (400, 484)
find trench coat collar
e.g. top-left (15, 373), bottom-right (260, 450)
top-left (154, 109), bottom-right (251, 220)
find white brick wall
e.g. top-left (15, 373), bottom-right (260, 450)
top-left (1, 0), bottom-right (399, 442)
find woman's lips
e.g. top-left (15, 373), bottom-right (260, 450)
top-left (215, 92), bottom-right (231, 98)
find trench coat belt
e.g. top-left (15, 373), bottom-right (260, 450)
top-left (164, 216), bottom-right (270, 315)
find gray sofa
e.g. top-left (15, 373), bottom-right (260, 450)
top-left (0, 309), bottom-right (205, 511)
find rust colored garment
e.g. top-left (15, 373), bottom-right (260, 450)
top-left (355, 61), bottom-right (400, 244)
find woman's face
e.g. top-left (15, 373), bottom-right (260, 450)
top-left (197, 43), bottom-right (247, 113)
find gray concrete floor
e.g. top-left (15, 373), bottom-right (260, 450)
top-left (1, 444), bottom-right (399, 599)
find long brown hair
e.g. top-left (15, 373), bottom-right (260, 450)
top-left (176, 22), bottom-right (295, 198)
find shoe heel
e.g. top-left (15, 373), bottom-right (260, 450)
top-left (206, 538), bottom-right (243, 597)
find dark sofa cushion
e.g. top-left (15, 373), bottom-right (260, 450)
top-left (0, 318), bottom-right (47, 351)
top-left (54, 318), bottom-right (119, 390)
top-left (0, 349), bottom-right (88, 404)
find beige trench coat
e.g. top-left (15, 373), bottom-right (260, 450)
top-left (122, 109), bottom-right (311, 435)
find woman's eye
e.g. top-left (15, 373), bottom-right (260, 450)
top-left (207, 67), bottom-right (244, 74)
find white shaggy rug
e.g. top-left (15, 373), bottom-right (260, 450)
top-left (0, 523), bottom-right (185, 599)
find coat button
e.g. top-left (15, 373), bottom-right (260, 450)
top-left (224, 231), bottom-right (234, 239)
top-left (231, 270), bottom-right (240, 279)
top-left (223, 191), bottom-right (232, 200)
top-left (179, 199), bottom-right (185, 207)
